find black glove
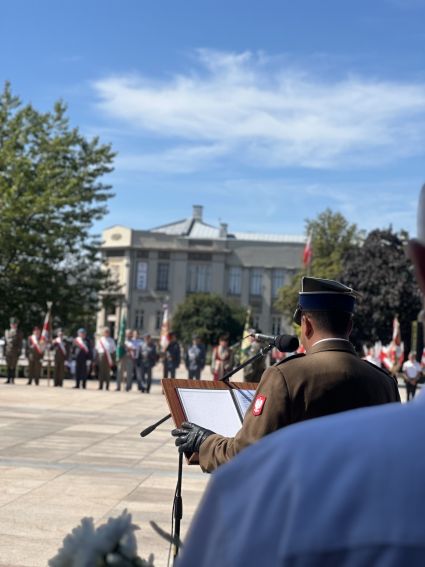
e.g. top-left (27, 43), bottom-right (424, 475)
top-left (171, 421), bottom-right (214, 454)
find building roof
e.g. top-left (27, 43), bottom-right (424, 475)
top-left (149, 205), bottom-right (305, 244)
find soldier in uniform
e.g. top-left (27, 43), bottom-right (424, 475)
top-left (241, 331), bottom-right (266, 383)
top-left (26, 326), bottom-right (45, 385)
top-left (172, 277), bottom-right (401, 472)
top-left (72, 328), bottom-right (92, 389)
top-left (4, 317), bottom-right (23, 384)
top-left (51, 329), bottom-right (69, 387)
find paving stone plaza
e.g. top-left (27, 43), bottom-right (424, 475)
top-left (0, 370), bottom-right (214, 567)
top-left (0, 370), bottom-right (407, 567)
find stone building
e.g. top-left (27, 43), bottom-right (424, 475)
top-left (97, 205), bottom-right (305, 338)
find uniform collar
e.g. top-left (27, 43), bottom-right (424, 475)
top-left (308, 338), bottom-right (356, 356)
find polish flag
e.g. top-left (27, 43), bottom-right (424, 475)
top-left (160, 304), bottom-right (170, 351)
top-left (392, 315), bottom-right (401, 346)
top-left (303, 232), bottom-right (313, 267)
top-left (41, 308), bottom-right (52, 342)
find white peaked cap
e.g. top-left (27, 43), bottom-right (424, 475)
top-left (418, 184), bottom-right (425, 244)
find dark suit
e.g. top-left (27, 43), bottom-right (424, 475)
top-left (72, 338), bottom-right (92, 389)
top-left (199, 339), bottom-right (401, 472)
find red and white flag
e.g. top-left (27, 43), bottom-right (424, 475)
top-left (160, 304), bottom-right (170, 351)
top-left (41, 308), bottom-right (52, 343)
top-left (392, 315), bottom-right (401, 346)
top-left (303, 232), bottom-right (313, 268)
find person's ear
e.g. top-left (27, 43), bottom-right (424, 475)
top-left (304, 315), bottom-right (314, 339)
top-left (408, 239), bottom-right (425, 297)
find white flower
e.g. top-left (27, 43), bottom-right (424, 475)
top-left (49, 509), bottom-right (152, 567)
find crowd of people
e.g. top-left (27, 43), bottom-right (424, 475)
top-left (2, 317), bottom-right (424, 396)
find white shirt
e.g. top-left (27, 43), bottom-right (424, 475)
top-left (96, 336), bottom-right (116, 354)
top-left (403, 359), bottom-right (422, 380)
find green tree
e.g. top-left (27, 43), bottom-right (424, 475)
top-left (172, 293), bottom-right (246, 346)
top-left (276, 209), bottom-right (361, 322)
top-left (342, 228), bottom-right (421, 350)
top-left (0, 82), bottom-right (117, 334)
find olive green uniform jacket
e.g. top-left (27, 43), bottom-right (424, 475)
top-left (199, 339), bottom-right (400, 472)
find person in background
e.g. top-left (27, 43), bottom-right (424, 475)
top-left (51, 329), bottom-right (69, 387)
top-left (163, 332), bottom-right (181, 379)
top-left (117, 329), bottom-right (132, 391)
top-left (241, 331), bottom-right (266, 383)
top-left (73, 328), bottom-right (91, 389)
top-left (96, 327), bottom-right (116, 391)
top-left (185, 335), bottom-right (206, 380)
top-left (140, 333), bottom-right (157, 393)
top-left (129, 329), bottom-right (143, 391)
top-left (4, 317), bottom-right (23, 384)
top-left (402, 351), bottom-right (422, 401)
top-left (211, 335), bottom-right (234, 381)
top-left (26, 326), bottom-right (45, 386)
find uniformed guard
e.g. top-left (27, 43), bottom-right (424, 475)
top-left (241, 330), bottom-right (266, 383)
top-left (4, 317), bottom-right (23, 384)
top-left (172, 276), bottom-right (401, 472)
top-left (51, 329), bottom-right (69, 387)
top-left (26, 326), bottom-right (45, 385)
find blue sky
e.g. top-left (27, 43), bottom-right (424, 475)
top-left (1, 0), bottom-right (424, 236)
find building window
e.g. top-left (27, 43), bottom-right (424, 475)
top-left (252, 314), bottom-right (260, 330)
top-left (156, 263), bottom-right (169, 291)
top-left (134, 310), bottom-right (144, 330)
top-left (272, 316), bottom-right (282, 336)
top-left (136, 261), bottom-right (148, 290)
top-left (272, 269), bottom-right (286, 298)
top-left (155, 311), bottom-right (162, 330)
top-left (250, 268), bottom-right (263, 296)
top-left (228, 267), bottom-right (241, 295)
top-left (187, 264), bottom-right (211, 293)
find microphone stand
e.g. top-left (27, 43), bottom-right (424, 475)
top-left (139, 343), bottom-right (273, 562)
top-left (173, 451), bottom-right (183, 561)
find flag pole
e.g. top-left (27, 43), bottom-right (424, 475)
top-left (45, 301), bottom-right (53, 387)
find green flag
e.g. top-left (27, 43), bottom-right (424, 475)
top-left (116, 313), bottom-right (127, 361)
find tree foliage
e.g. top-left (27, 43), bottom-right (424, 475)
top-left (276, 209), bottom-right (361, 322)
top-left (342, 228), bottom-right (421, 349)
top-left (0, 82), bottom-right (117, 334)
top-left (172, 293), bottom-right (246, 346)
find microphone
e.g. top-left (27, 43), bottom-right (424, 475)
top-left (252, 333), bottom-right (299, 352)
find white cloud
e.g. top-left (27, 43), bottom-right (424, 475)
top-left (92, 50), bottom-right (425, 172)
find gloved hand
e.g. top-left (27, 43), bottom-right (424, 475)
top-left (171, 421), bottom-right (214, 454)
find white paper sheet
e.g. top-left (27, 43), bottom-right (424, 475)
top-left (233, 389), bottom-right (256, 418)
top-left (177, 388), bottom-right (242, 437)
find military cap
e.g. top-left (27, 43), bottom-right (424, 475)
top-left (9, 317), bottom-right (19, 325)
top-left (293, 277), bottom-right (359, 325)
top-left (77, 327), bottom-right (87, 334)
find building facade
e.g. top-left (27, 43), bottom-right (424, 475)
top-left (97, 206), bottom-right (305, 339)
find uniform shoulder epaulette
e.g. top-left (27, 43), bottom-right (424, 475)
top-left (275, 352), bottom-right (305, 367)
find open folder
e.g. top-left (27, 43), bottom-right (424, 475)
top-left (162, 379), bottom-right (258, 463)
